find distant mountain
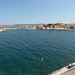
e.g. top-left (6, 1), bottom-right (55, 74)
top-left (13, 24), bottom-right (43, 28)
top-left (0, 24), bottom-right (44, 28)
top-left (70, 22), bottom-right (75, 26)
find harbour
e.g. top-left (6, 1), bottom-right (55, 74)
top-left (0, 29), bottom-right (75, 75)
top-left (0, 0), bottom-right (75, 74)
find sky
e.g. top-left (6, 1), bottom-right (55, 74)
top-left (0, 0), bottom-right (75, 24)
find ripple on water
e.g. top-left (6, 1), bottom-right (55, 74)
top-left (0, 30), bottom-right (75, 75)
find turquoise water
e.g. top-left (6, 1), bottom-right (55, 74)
top-left (0, 29), bottom-right (75, 75)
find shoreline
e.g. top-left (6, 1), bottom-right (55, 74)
top-left (0, 28), bottom-right (17, 32)
top-left (1, 28), bottom-right (75, 32)
top-left (26, 29), bottom-right (75, 31)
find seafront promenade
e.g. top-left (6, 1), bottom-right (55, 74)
top-left (48, 66), bottom-right (75, 75)
top-left (61, 66), bottom-right (75, 75)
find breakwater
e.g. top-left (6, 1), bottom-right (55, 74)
top-left (0, 29), bottom-right (3, 32)
top-left (0, 27), bottom-right (17, 32)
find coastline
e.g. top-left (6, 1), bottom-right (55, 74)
top-left (0, 29), bottom-right (3, 32)
top-left (25, 28), bottom-right (75, 31)
top-left (39, 28), bottom-right (75, 31)
top-left (1, 27), bottom-right (75, 32)
top-left (0, 28), bottom-right (17, 32)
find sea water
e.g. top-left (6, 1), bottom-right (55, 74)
top-left (0, 29), bottom-right (75, 75)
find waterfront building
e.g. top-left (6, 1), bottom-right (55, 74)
top-left (36, 25), bottom-right (43, 30)
top-left (70, 26), bottom-right (75, 29)
top-left (25, 25), bottom-right (36, 30)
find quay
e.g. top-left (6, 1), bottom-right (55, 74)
top-left (48, 63), bottom-right (75, 75)
top-left (61, 66), bottom-right (75, 75)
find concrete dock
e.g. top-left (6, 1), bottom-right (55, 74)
top-left (61, 66), bottom-right (75, 75)
top-left (48, 66), bottom-right (75, 75)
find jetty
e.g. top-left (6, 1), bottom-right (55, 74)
top-left (48, 63), bottom-right (75, 75)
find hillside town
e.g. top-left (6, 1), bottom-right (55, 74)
top-left (25, 23), bottom-right (75, 30)
top-left (0, 23), bottom-right (75, 32)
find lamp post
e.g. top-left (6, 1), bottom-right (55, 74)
top-left (41, 57), bottom-right (43, 75)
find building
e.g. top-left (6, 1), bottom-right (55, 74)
top-left (36, 25), bottom-right (43, 30)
